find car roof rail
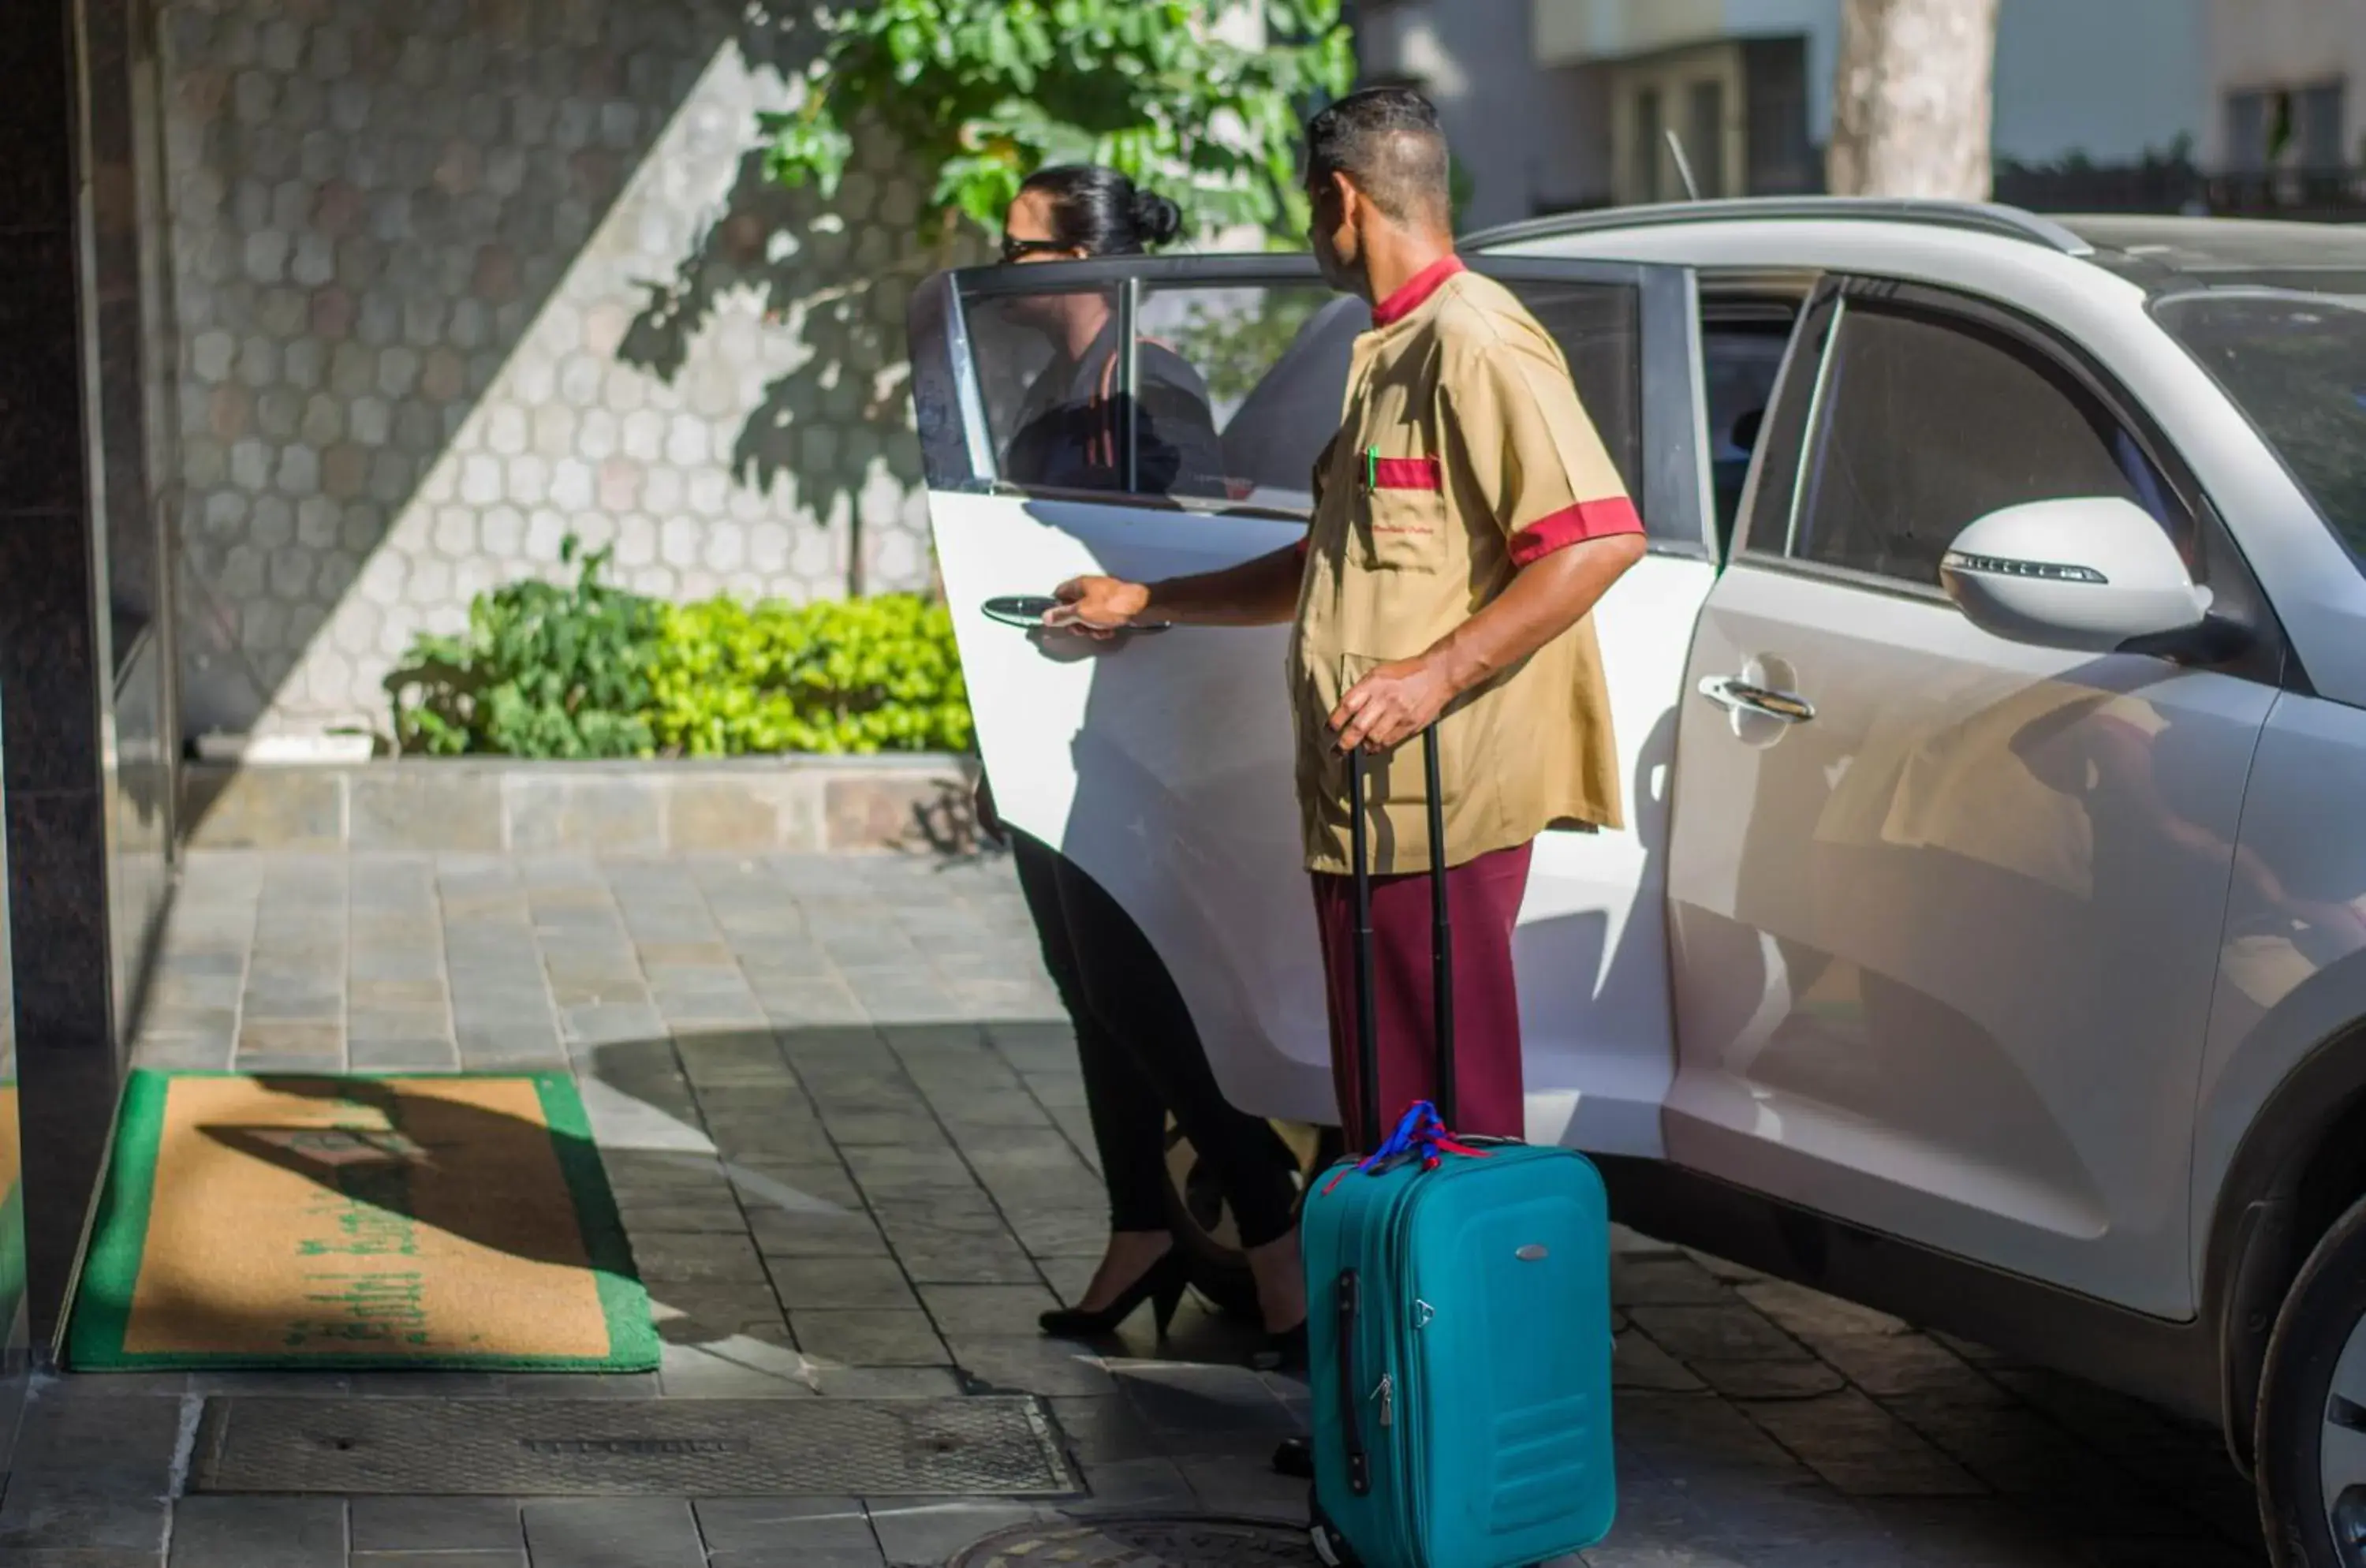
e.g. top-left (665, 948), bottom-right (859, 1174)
top-left (1465, 197), bottom-right (2096, 258)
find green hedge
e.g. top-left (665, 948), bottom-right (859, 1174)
top-left (386, 537), bottom-right (973, 760)
top-left (651, 595), bottom-right (972, 756)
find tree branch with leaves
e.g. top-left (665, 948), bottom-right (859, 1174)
top-left (760, 1), bottom-right (1356, 243)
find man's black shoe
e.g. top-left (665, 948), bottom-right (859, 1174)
top-left (1272, 1435), bottom-right (1314, 1478)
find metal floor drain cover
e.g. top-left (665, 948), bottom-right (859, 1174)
top-left (950, 1514), bottom-right (1318, 1566)
top-left (192, 1397), bottom-right (1077, 1496)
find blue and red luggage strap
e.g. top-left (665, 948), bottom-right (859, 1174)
top-left (1322, 1099), bottom-right (1491, 1194)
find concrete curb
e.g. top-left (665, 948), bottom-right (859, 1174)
top-left (181, 755), bottom-right (985, 856)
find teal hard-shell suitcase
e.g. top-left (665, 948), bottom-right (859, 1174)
top-left (1302, 734), bottom-right (1617, 1568)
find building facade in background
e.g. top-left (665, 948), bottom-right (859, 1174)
top-left (1357, 0), bottom-right (2207, 222)
top-left (2207, 0), bottom-right (2366, 172)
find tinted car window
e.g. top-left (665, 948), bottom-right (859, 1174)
top-left (969, 271), bottom-right (1659, 524)
top-left (1498, 279), bottom-right (1647, 517)
top-left (1221, 276), bottom-right (1651, 525)
top-left (1209, 294), bottom-right (1368, 501)
top-left (1736, 290), bottom-right (1836, 558)
top-left (1704, 319), bottom-right (1793, 553)
top-left (1791, 300), bottom-right (2181, 586)
top-left (964, 285), bottom-right (1228, 498)
top-left (2154, 290), bottom-right (2366, 569)
top-left (1136, 283), bottom-right (1357, 506)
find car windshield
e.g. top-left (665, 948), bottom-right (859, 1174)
top-left (2153, 289), bottom-right (2366, 564)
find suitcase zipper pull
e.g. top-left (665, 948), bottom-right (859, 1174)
top-left (1373, 1372), bottom-right (1394, 1428)
top-left (1412, 1300), bottom-right (1435, 1330)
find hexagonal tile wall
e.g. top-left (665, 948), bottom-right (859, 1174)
top-left (162, 0), bottom-right (972, 741)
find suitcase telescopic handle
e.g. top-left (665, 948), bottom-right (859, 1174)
top-left (1346, 726), bottom-right (1454, 1147)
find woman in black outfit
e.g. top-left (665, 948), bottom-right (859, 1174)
top-left (976, 166), bottom-right (1308, 1368)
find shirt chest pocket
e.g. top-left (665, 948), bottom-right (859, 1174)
top-left (1356, 451), bottom-right (1447, 573)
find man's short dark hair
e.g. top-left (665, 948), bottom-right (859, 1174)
top-left (1304, 86), bottom-right (1452, 229)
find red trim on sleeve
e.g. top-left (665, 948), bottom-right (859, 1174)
top-left (1508, 496), bottom-right (1644, 566)
top-left (1370, 256), bottom-right (1467, 327)
top-left (1372, 457), bottom-right (1442, 491)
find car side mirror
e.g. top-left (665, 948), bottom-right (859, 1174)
top-left (1939, 496), bottom-right (2212, 655)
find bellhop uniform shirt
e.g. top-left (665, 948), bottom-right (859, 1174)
top-left (1287, 256), bottom-right (1644, 875)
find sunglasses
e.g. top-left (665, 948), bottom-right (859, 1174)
top-left (999, 235), bottom-right (1073, 263)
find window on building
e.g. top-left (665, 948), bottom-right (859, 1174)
top-left (1633, 87), bottom-right (1663, 203)
top-left (2226, 80), bottom-right (2349, 172)
top-left (1687, 80), bottom-right (1726, 198)
top-left (2226, 90), bottom-right (2269, 172)
top-left (1743, 37), bottom-right (1815, 195)
top-left (2301, 81), bottom-right (2346, 168)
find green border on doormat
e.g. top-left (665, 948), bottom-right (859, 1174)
top-left (65, 1069), bottom-right (659, 1372)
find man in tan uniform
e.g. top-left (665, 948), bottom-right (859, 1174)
top-left (1048, 87), bottom-right (1645, 1151)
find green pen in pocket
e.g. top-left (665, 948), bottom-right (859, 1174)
top-left (1364, 446), bottom-right (1379, 493)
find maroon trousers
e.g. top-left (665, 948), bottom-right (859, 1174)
top-left (1309, 842), bottom-right (1533, 1152)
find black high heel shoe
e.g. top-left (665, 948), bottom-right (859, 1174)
top-left (1248, 1317), bottom-right (1308, 1373)
top-left (1039, 1249), bottom-right (1192, 1340)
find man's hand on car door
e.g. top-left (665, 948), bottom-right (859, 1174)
top-left (1044, 575), bottom-right (1151, 639)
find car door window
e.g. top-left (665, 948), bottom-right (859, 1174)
top-left (1233, 272), bottom-right (1660, 531)
top-left (1702, 316), bottom-right (1795, 554)
top-left (1494, 279), bottom-right (1648, 520)
top-left (962, 267), bottom-right (1677, 536)
top-left (1785, 296), bottom-right (2191, 588)
top-left (961, 276), bottom-right (1345, 507)
top-left (1136, 283), bottom-right (1364, 508)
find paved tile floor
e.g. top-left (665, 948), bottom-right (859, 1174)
top-left (0, 849), bottom-right (2271, 1566)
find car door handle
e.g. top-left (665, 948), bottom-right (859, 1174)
top-left (981, 595), bottom-right (1169, 632)
top-left (1698, 674), bottom-right (1815, 724)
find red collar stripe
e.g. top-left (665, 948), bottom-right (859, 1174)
top-left (1371, 255), bottom-right (1467, 327)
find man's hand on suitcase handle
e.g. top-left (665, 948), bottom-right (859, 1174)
top-left (1331, 656), bottom-right (1454, 753)
top-left (1332, 532), bottom-right (1648, 754)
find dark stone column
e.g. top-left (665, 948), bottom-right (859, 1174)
top-left (0, 0), bottom-right (124, 1346)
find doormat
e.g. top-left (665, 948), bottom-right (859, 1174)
top-left (65, 1070), bottom-right (657, 1372)
top-left (189, 1396), bottom-right (1078, 1496)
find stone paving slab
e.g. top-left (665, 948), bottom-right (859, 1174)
top-left (183, 761), bottom-right (980, 857)
top-left (0, 849), bottom-right (2276, 1565)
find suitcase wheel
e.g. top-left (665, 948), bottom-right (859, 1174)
top-left (1308, 1495), bottom-right (1359, 1568)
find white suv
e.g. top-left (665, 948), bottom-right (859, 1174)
top-left (909, 200), bottom-right (2366, 1564)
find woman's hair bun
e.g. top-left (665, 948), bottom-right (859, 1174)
top-left (1013, 166), bottom-right (1184, 256)
top-left (1131, 189), bottom-right (1184, 248)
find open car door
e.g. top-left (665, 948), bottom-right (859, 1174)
top-left (909, 252), bottom-right (1717, 1153)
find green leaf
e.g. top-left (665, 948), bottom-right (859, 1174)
top-left (756, 0), bottom-right (1355, 240)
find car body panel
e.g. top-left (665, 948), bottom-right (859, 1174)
top-left (1666, 560), bottom-right (2273, 1316)
top-left (2192, 693), bottom-right (2366, 1286)
top-left (934, 488), bottom-right (1330, 1118)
